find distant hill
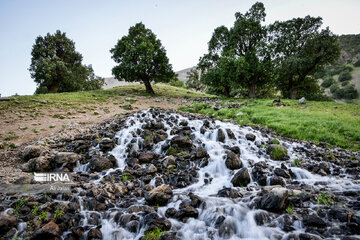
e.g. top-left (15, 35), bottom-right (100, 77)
top-left (175, 67), bottom-right (195, 82)
top-left (338, 34), bottom-right (360, 64)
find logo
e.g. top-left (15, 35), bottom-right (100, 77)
top-left (34, 173), bottom-right (71, 182)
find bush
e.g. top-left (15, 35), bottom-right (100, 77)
top-left (338, 71), bottom-right (352, 82)
top-left (332, 85), bottom-right (358, 99)
top-left (354, 59), bottom-right (360, 67)
top-left (330, 84), bottom-right (339, 94)
top-left (169, 79), bottom-right (185, 88)
top-left (321, 76), bottom-right (334, 88)
top-left (341, 81), bottom-right (349, 87)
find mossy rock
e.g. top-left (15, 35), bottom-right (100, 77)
top-left (267, 144), bottom-right (288, 161)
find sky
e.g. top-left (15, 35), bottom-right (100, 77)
top-left (0, 0), bottom-right (359, 96)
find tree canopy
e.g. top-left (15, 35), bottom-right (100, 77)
top-left (30, 30), bottom-right (103, 94)
top-left (110, 22), bottom-right (175, 94)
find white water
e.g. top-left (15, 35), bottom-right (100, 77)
top-left (67, 109), bottom-right (358, 240)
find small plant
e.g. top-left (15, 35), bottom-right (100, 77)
top-left (145, 135), bottom-right (152, 140)
top-left (269, 146), bottom-right (287, 160)
top-left (4, 131), bottom-right (18, 141)
top-left (286, 203), bottom-right (294, 214)
top-left (31, 204), bottom-right (39, 216)
top-left (317, 192), bottom-right (334, 206)
top-left (166, 147), bottom-right (178, 155)
top-left (38, 211), bottom-right (47, 223)
top-left (325, 152), bottom-right (335, 161)
top-left (100, 178), bottom-right (105, 183)
top-left (54, 207), bottom-right (64, 219)
top-left (9, 143), bottom-right (17, 149)
top-left (272, 139), bottom-right (279, 144)
top-left (293, 158), bottom-right (301, 167)
top-left (14, 197), bottom-right (27, 216)
top-left (49, 125), bottom-right (55, 128)
top-left (122, 174), bottom-right (131, 182)
top-left (32, 129), bottom-right (38, 134)
top-left (144, 227), bottom-right (166, 240)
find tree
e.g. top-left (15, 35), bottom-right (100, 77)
top-left (198, 2), bottom-right (273, 98)
top-left (110, 22), bottom-right (175, 95)
top-left (270, 16), bottom-right (340, 99)
top-left (30, 30), bottom-right (102, 93)
top-left (185, 68), bottom-right (205, 91)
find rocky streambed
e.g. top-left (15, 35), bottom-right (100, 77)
top-left (0, 108), bottom-right (359, 240)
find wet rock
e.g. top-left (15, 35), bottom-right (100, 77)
top-left (99, 139), bottom-right (115, 152)
top-left (89, 156), bottom-right (114, 172)
top-left (217, 129), bottom-right (225, 142)
top-left (274, 168), bottom-right (291, 178)
top-left (188, 192), bottom-right (204, 208)
top-left (87, 227), bottom-right (102, 240)
top-left (171, 135), bottom-right (193, 148)
top-left (259, 187), bottom-right (288, 212)
top-left (143, 213), bottom-right (172, 232)
top-left (145, 184), bottom-right (173, 206)
top-left (175, 200), bottom-right (199, 222)
top-left (138, 152), bottom-right (159, 163)
top-left (254, 211), bottom-right (271, 225)
top-left (225, 151), bottom-right (242, 170)
top-left (226, 129), bottom-right (235, 139)
top-left (217, 188), bottom-right (242, 198)
top-left (31, 221), bottom-right (61, 240)
top-left (251, 161), bottom-right (268, 186)
top-left (231, 168), bottom-right (251, 187)
top-left (269, 176), bottom-right (286, 187)
top-left (165, 208), bottom-right (177, 218)
top-left (195, 147), bottom-right (208, 158)
top-left (127, 205), bottom-right (156, 214)
top-left (126, 220), bottom-right (139, 233)
top-left (164, 156), bottom-right (177, 168)
top-left (266, 144), bottom-right (288, 161)
top-left (298, 233), bottom-right (322, 240)
top-left (303, 214), bottom-right (327, 228)
top-left (21, 145), bottom-right (42, 161)
top-left (245, 133), bottom-right (256, 141)
top-left (0, 214), bottom-right (17, 234)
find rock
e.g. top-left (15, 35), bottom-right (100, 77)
top-left (175, 200), bottom-right (199, 222)
top-left (145, 184), bottom-right (173, 206)
top-left (269, 176), bottom-right (286, 187)
top-left (274, 168), bottom-right (291, 178)
top-left (231, 168), bottom-right (251, 187)
top-left (0, 214), bottom-right (17, 234)
top-left (55, 152), bottom-right (80, 169)
top-left (88, 156), bottom-right (114, 172)
top-left (195, 147), bottom-right (208, 158)
top-left (23, 156), bottom-right (51, 172)
top-left (31, 221), bottom-right (61, 240)
top-left (225, 151), bottom-right (242, 170)
top-left (299, 97), bottom-right (306, 104)
top-left (266, 144), bottom-right (288, 161)
top-left (226, 129), bottom-right (236, 139)
top-left (99, 139), bottom-right (115, 152)
top-left (87, 228), bottom-right (102, 239)
top-left (21, 145), bottom-right (42, 161)
top-left (217, 129), bottom-right (225, 142)
top-left (171, 135), bottom-right (192, 148)
top-left (165, 208), bottom-right (177, 218)
top-left (143, 213), bottom-right (171, 232)
top-left (217, 188), bottom-right (242, 198)
top-left (303, 214), bottom-right (327, 228)
top-left (164, 156), bottom-right (176, 168)
top-left (138, 152), bottom-right (158, 163)
top-left (259, 187), bottom-right (288, 212)
top-left (251, 162), bottom-right (268, 186)
top-left (245, 133), bottom-right (256, 141)
top-left (147, 164), bottom-right (158, 174)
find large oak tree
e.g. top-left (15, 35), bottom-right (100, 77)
top-left (110, 22), bottom-right (174, 95)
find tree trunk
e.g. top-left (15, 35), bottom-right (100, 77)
top-left (224, 85), bottom-right (231, 98)
top-left (249, 84), bottom-right (256, 98)
top-left (48, 82), bottom-right (59, 93)
top-left (290, 88), bottom-right (298, 99)
top-left (144, 80), bottom-right (155, 95)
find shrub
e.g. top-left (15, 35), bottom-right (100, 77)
top-left (320, 76), bottom-right (334, 88)
top-left (341, 81), bottom-right (349, 87)
top-left (169, 79), bottom-right (185, 88)
top-left (354, 59), bottom-right (360, 67)
top-left (330, 84), bottom-right (339, 94)
top-left (332, 85), bottom-right (358, 99)
top-left (338, 71), bottom-right (352, 82)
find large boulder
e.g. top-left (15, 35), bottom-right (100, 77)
top-left (145, 184), bottom-right (173, 206)
top-left (171, 135), bottom-right (192, 148)
top-left (31, 221), bottom-right (61, 240)
top-left (23, 156), bottom-right (51, 172)
top-left (217, 188), bottom-right (242, 198)
top-left (99, 139), bottom-right (115, 152)
top-left (259, 187), bottom-right (289, 212)
top-left (245, 133), bottom-right (256, 141)
top-left (217, 129), bottom-right (225, 143)
top-left (303, 214), bottom-right (327, 228)
top-left (138, 152), bottom-right (158, 163)
top-left (88, 156), bottom-right (114, 172)
top-left (87, 227), bottom-right (102, 239)
top-left (0, 214), bottom-right (17, 234)
top-left (266, 144), bottom-right (288, 161)
top-left (175, 200), bottom-right (199, 222)
top-left (225, 151), bottom-right (242, 170)
top-left (231, 168), bottom-right (251, 187)
top-left (21, 145), bottom-right (43, 161)
top-left (55, 152), bottom-right (81, 170)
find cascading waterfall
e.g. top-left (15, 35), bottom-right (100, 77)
top-left (66, 109), bottom-right (359, 240)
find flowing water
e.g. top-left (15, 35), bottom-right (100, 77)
top-left (63, 109), bottom-right (359, 239)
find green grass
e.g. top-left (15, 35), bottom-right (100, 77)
top-left (317, 192), bottom-right (334, 206)
top-left (144, 228), bottom-right (166, 240)
top-left (179, 99), bottom-right (360, 151)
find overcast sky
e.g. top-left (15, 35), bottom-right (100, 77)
top-left (0, 0), bottom-right (359, 96)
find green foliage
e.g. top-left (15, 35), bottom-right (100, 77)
top-left (54, 207), bottom-right (65, 219)
top-left (110, 22), bottom-right (175, 94)
top-left (122, 174), bottom-right (131, 182)
top-left (293, 159), bottom-right (301, 167)
top-left (169, 79), bottom-right (185, 88)
top-left (341, 81), bottom-right (349, 87)
top-left (166, 147), bottom-right (178, 155)
top-left (338, 71), bottom-right (352, 82)
top-left (144, 228), bottom-right (166, 240)
top-left (38, 211), bottom-right (47, 223)
top-left (321, 76), bottom-right (335, 88)
top-left (354, 59), bottom-right (360, 67)
top-left (270, 145), bottom-right (287, 160)
top-left (332, 85), bottom-right (358, 100)
top-left (31, 205), bottom-right (39, 216)
top-left (338, 34), bottom-right (360, 62)
top-left (14, 197), bottom-right (27, 215)
top-left (185, 68), bottom-right (205, 91)
top-left (30, 30), bottom-right (103, 93)
top-left (286, 203), bottom-right (294, 214)
top-left (317, 192), bottom-right (334, 205)
top-left (198, 2), bottom-right (273, 98)
top-left (270, 16), bottom-right (340, 99)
